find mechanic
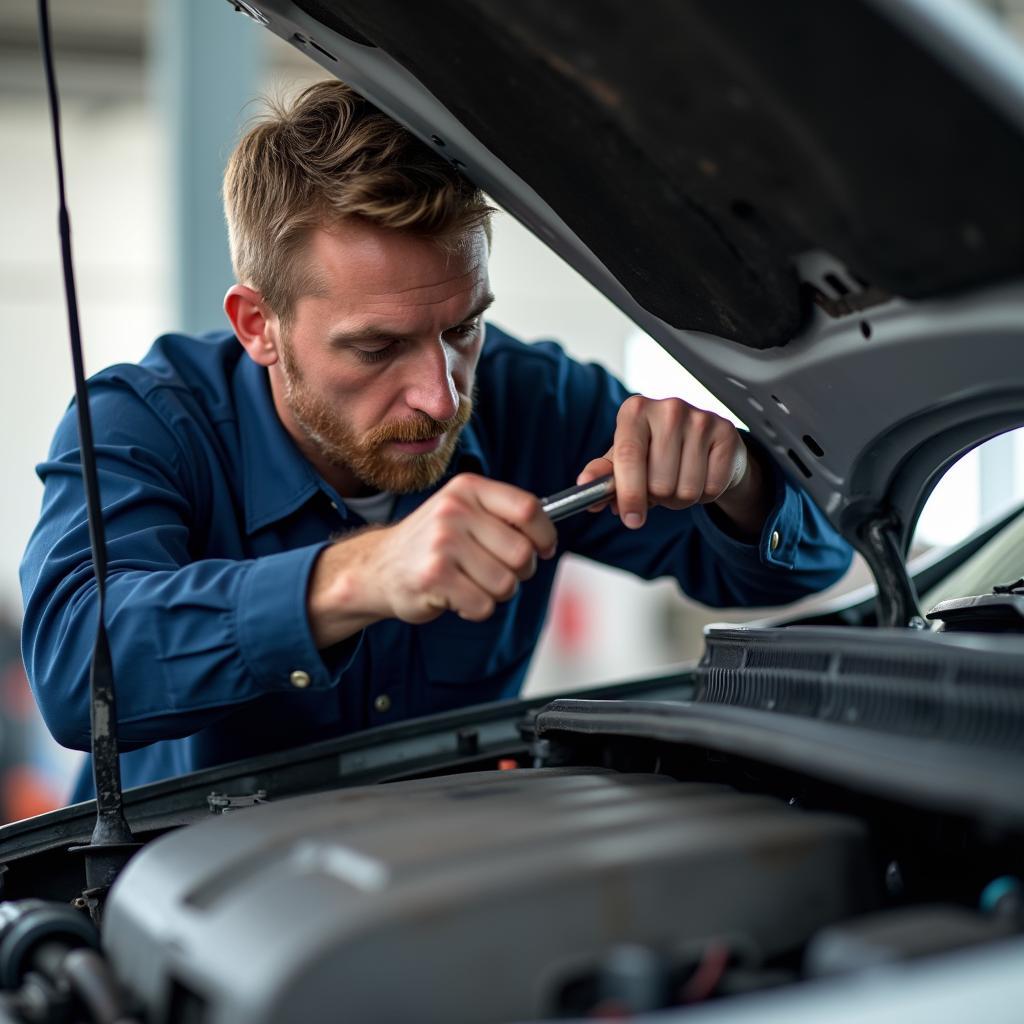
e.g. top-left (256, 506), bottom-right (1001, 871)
top-left (21, 81), bottom-right (852, 802)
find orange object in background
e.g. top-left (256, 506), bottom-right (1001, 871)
top-left (0, 624), bottom-right (67, 822)
top-left (2, 766), bottom-right (62, 823)
top-left (1, 661), bottom-right (35, 719)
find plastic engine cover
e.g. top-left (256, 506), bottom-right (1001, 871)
top-left (103, 768), bottom-right (875, 1023)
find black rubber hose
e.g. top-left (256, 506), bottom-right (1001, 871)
top-left (60, 948), bottom-right (140, 1024)
top-left (31, 941), bottom-right (140, 1024)
top-left (27, 939), bottom-right (72, 981)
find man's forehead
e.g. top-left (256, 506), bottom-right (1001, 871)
top-left (308, 221), bottom-right (490, 309)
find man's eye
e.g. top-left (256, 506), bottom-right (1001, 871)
top-left (447, 320), bottom-right (481, 340)
top-left (354, 345), bottom-right (395, 365)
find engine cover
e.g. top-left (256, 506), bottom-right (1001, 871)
top-left (104, 768), bottom-right (875, 1023)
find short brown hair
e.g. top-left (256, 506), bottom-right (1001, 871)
top-left (224, 80), bottom-right (493, 323)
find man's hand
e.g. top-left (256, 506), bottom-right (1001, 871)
top-left (307, 474), bottom-right (558, 649)
top-left (576, 396), bottom-right (773, 537)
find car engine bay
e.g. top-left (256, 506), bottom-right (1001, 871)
top-left (0, 617), bottom-right (1022, 1021)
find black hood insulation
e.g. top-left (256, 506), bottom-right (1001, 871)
top-left (297, 0), bottom-right (1024, 348)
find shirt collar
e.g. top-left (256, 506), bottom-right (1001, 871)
top-left (234, 354), bottom-right (320, 535)
top-left (234, 353), bottom-right (491, 533)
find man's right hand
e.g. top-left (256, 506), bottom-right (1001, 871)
top-left (307, 473), bottom-right (558, 649)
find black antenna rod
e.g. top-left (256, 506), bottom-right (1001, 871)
top-left (37, 0), bottom-right (138, 906)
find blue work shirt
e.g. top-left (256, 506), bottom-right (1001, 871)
top-left (20, 326), bottom-right (852, 802)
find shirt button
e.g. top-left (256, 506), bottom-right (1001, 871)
top-left (770, 530), bottom-right (781, 552)
top-left (374, 694), bottom-right (392, 713)
top-left (290, 670), bottom-right (312, 689)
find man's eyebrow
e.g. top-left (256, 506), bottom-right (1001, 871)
top-left (461, 293), bottom-right (496, 325)
top-left (328, 293), bottom-right (496, 346)
top-left (328, 325), bottom-right (401, 345)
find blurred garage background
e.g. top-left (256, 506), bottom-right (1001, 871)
top-left (1, 0), bottom-right (1023, 815)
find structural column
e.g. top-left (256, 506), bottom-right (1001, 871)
top-left (151, 0), bottom-right (266, 334)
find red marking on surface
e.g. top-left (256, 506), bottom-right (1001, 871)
top-left (682, 941), bottom-right (731, 1003)
top-left (552, 583), bottom-right (589, 655)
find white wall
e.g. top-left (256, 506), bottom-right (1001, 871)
top-left (0, 96), bottom-right (171, 621)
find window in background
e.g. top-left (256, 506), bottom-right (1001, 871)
top-left (624, 332), bottom-right (747, 428)
top-left (918, 429), bottom-right (1024, 611)
top-left (915, 429), bottom-right (1024, 550)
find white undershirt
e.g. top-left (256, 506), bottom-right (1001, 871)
top-left (343, 491), bottom-right (396, 524)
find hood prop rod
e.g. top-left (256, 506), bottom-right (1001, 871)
top-left (859, 513), bottom-right (927, 629)
top-left (37, 0), bottom-right (139, 915)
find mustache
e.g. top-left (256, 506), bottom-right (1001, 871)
top-left (364, 394), bottom-right (473, 447)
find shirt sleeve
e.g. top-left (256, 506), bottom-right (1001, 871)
top-left (548, 350), bottom-right (853, 607)
top-left (19, 383), bottom-right (360, 752)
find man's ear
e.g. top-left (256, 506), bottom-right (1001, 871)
top-left (224, 285), bottom-right (279, 367)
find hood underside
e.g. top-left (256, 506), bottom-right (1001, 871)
top-left (293, 0), bottom-right (1024, 349)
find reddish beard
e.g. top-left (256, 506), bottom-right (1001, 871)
top-left (279, 344), bottom-right (473, 494)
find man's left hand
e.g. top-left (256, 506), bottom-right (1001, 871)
top-left (576, 396), bottom-right (773, 539)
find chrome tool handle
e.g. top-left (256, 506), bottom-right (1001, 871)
top-left (540, 474), bottom-right (615, 523)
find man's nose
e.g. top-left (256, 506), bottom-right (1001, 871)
top-left (405, 340), bottom-right (459, 423)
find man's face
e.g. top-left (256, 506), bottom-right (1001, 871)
top-left (267, 220), bottom-right (492, 496)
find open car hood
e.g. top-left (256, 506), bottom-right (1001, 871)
top-left (238, 0), bottom-right (1024, 605)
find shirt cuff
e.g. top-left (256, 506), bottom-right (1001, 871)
top-left (237, 543), bottom-right (364, 691)
top-left (691, 437), bottom-right (804, 571)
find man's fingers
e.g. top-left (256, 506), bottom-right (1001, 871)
top-left (701, 434), bottom-right (748, 503)
top-left (468, 515), bottom-right (540, 582)
top-left (458, 535), bottom-right (523, 601)
top-left (613, 398), bottom-right (651, 529)
top-left (646, 403), bottom-right (687, 504)
top-left (675, 425), bottom-right (710, 508)
top-left (471, 476), bottom-right (557, 558)
top-left (417, 545), bottom-right (508, 623)
top-left (576, 455), bottom-right (614, 487)
top-left (437, 572), bottom-right (498, 623)
top-left (572, 401), bottom-right (749, 528)
top-left (577, 455), bottom-right (616, 513)
top-left (380, 474), bottom-right (563, 628)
